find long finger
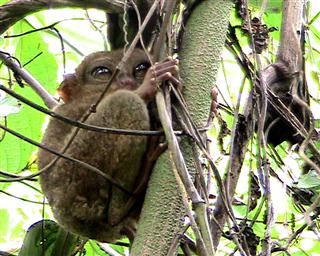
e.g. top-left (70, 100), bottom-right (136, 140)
top-left (154, 65), bottom-right (179, 77)
top-left (153, 58), bottom-right (178, 72)
top-left (155, 72), bottom-right (182, 86)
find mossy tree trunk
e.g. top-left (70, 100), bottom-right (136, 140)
top-left (131, 1), bottom-right (233, 255)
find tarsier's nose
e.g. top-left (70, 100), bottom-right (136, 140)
top-left (117, 74), bottom-right (138, 90)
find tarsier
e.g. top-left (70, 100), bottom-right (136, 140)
top-left (262, 62), bottom-right (310, 146)
top-left (38, 48), bottom-right (180, 242)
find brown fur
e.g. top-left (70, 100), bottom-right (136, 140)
top-left (38, 49), bottom-right (152, 242)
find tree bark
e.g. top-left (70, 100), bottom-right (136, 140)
top-left (131, 152), bottom-right (185, 256)
top-left (179, 0), bottom-right (233, 173)
top-left (132, 1), bottom-right (232, 255)
top-left (0, 0), bottom-right (125, 34)
top-left (277, 0), bottom-right (303, 69)
top-left (179, 0), bottom-right (233, 251)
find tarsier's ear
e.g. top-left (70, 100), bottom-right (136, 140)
top-left (57, 73), bottom-right (79, 103)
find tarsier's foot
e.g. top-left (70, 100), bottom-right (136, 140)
top-left (137, 57), bottom-right (180, 102)
top-left (210, 87), bottom-right (218, 116)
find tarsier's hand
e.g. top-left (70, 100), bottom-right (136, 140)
top-left (136, 57), bottom-right (180, 102)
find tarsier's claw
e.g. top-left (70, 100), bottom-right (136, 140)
top-left (211, 87), bottom-right (218, 99)
top-left (157, 72), bottom-right (172, 80)
top-left (169, 76), bottom-right (181, 87)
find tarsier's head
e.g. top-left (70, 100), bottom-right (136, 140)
top-left (58, 48), bottom-right (152, 102)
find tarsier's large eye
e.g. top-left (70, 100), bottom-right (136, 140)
top-left (91, 66), bottom-right (111, 79)
top-left (134, 62), bottom-right (151, 80)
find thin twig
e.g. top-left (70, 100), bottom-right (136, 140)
top-left (0, 84), bottom-right (208, 136)
top-left (0, 123), bottom-right (132, 194)
top-left (50, 27), bottom-right (66, 73)
top-left (0, 51), bottom-right (58, 109)
top-left (0, 84), bottom-right (161, 136)
top-left (156, 90), bottom-right (210, 256)
top-left (294, 95), bottom-right (320, 174)
top-left (0, 189), bottom-right (47, 205)
top-left (0, 170), bottom-right (37, 181)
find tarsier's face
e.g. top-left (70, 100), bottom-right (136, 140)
top-left (76, 49), bottom-right (151, 93)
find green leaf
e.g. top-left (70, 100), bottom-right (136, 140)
top-left (296, 171), bottom-right (320, 189)
top-left (0, 0), bottom-right (9, 5)
top-left (84, 241), bottom-right (110, 256)
top-left (0, 91), bottom-right (42, 172)
top-left (0, 92), bottom-right (22, 117)
top-left (0, 209), bottom-right (10, 243)
top-left (14, 20), bottom-right (58, 93)
top-left (18, 220), bottom-right (79, 256)
top-left (249, 0), bottom-right (283, 12)
top-left (0, 19), bottom-right (58, 172)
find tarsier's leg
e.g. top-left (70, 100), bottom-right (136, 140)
top-left (88, 89), bottom-right (150, 221)
top-left (39, 90), bottom-right (150, 238)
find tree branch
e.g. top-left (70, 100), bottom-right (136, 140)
top-left (277, 0), bottom-right (303, 70)
top-left (0, 0), bottom-right (126, 34)
top-left (0, 51), bottom-right (58, 109)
